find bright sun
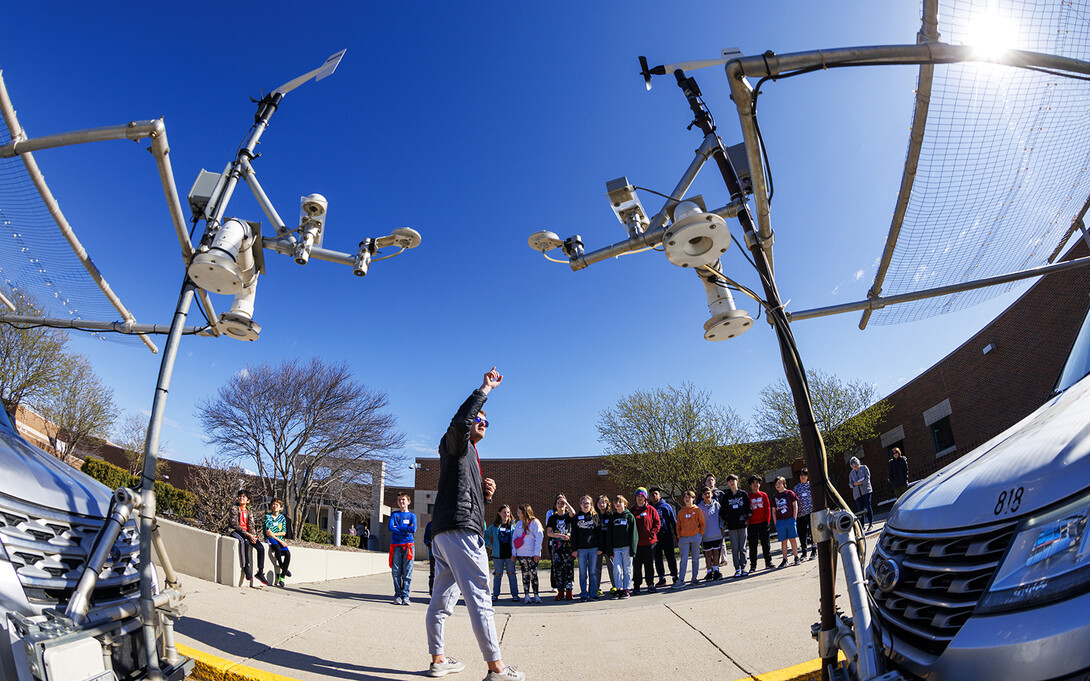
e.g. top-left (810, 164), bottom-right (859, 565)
top-left (964, 11), bottom-right (1021, 60)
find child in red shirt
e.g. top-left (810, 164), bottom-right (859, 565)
top-left (747, 475), bottom-right (773, 571)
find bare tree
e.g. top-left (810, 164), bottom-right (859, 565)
top-left (753, 368), bottom-right (893, 482)
top-left (195, 358), bottom-right (405, 538)
top-left (188, 456), bottom-right (247, 534)
top-left (597, 382), bottom-right (752, 502)
top-left (38, 353), bottom-right (117, 458)
top-left (113, 412), bottom-right (169, 478)
top-left (0, 290), bottom-right (70, 415)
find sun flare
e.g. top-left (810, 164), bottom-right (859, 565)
top-left (964, 10), bottom-right (1021, 60)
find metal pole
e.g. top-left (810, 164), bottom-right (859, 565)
top-left (64, 488), bottom-right (140, 623)
top-left (136, 277), bottom-right (197, 681)
top-left (787, 254), bottom-right (1090, 321)
top-left (672, 69), bottom-right (841, 679)
top-left (0, 314), bottom-right (214, 335)
top-left (861, 0), bottom-right (940, 330)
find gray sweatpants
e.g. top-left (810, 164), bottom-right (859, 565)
top-left (728, 527), bottom-right (748, 570)
top-left (426, 528), bottom-right (501, 661)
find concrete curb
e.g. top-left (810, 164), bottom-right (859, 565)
top-left (178, 640), bottom-right (832, 681)
top-left (177, 643), bottom-right (301, 681)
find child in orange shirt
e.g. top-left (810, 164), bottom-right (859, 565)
top-left (673, 490), bottom-right (705, 588)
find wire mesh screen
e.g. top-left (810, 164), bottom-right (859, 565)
top-left (869, 0), bottom-right (1090, 325)
top-left (0, 115), bottom-right (139, 345)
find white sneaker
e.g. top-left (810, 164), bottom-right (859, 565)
top-left (532, 596), bottom-right (542, 604)
top-left (485, 666), bottom-right (525, 680)
top-left (522, 596), bottom-right (531, 604)
top-left (427, 656), bottom-right (465, 677)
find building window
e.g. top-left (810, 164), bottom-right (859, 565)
top-left (930, 416), bottom-right (956, 456)
top-left (885, 440), bottom-right (905, 460)
top-left (427, 503), bottom-right (434, 515)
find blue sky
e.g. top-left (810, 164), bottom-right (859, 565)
top-left (0, 2), bottom-right (1028, 486)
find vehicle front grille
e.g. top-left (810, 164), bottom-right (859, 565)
top-left (0, 493), bottom-right (141, 612)
top-left (867, 522), bottom-right (1018, 656)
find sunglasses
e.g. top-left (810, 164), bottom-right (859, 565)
top-left (475, 416), bottom-right (489, 427)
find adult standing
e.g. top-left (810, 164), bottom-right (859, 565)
top-left (849, 456), bottom-right (874, 531)
top-left (425, 368), bottom-right (524, 680)
top-left (888, 448), bottom-right (910, 498)
top-left (746, 476), bottom-right (773, 572)
top-left (649, 487), bottom-right (678, 587)
top-left (794, 469), bottom-right (816, 560)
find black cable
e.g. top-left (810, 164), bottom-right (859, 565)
top-left (0, 319), bottom-right (212, 336)
top-left (632, 185), bottom-right (682, 204)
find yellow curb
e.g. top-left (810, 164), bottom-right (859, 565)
top-left (177, 643), bottom-right (302, 681)
top-left (745, 653), bottom-right (846, 681)
top-left (178, 642), bottom-right (839, 681)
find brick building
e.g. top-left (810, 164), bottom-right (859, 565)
top-left (414, 243), bottom-right (1090, 541)
top-left (841, 242), bottom-right (1090, 508)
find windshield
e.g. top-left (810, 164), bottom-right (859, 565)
top-left (1055, 307), bottom-right (1090, 393)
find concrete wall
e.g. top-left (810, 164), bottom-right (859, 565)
top-left (154, 518), bottom-right (390, 586)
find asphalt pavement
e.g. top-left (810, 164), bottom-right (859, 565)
top-left (174, 526), bottom-right (879, 681)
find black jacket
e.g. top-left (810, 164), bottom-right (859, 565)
top-left (720, 488), bottom-right (752, 530)
top-left (432, 389), bottom-right (489, 537)
top-left (889, 455), bottom-right (910, 488)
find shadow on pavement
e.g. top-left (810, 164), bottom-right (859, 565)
top-left (177, 616), bottom-right (412, 680)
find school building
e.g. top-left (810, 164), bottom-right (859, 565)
top-left (412, 241), bottom-right (1090, 545)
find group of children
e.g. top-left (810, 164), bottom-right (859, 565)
top-left (387, 471), bottom-right (818, 604)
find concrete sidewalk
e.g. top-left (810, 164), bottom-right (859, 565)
top-left (174, 528), bottom-right (876, 681)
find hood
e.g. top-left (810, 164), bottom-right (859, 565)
top-left (888, 373), bottom-right (1090, 531)
top-left (0, 424), bottom-right (112, 518)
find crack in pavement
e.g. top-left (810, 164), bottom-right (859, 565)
top-left (664, 602), bottom-right (758, 679)
top-left (238, 602), bottom-right (365, 667)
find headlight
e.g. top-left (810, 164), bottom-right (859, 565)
top-left (977, 488), bottom-right (1090, 613)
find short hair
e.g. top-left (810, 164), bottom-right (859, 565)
top-left (701, 486), bottom-right (714, 496)
top-left (683, 489), bottom-right (696, 498)
top-left (397, 492), bottom-right (411, 502)
top-left (748, 475), bottom-right (762, 485)
top-left (725, 474), bottom-right (739, 483)
top-left (774, 476), bottom-right (786, 486)
top-left (614, 495), bottom-right (628, 508)
top-left (237, 489), bottom-right (249, 499)
top-left (271, 498), bottom-right (284, 507)
top-left (648, 486), bottom-right (662, 495)
top-left (799, 468), bottom-right (809, 476)
top-left (704, 473), bottom-right (716, 482)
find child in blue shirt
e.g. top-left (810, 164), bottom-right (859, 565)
top-left (389, 493), bottom-right (416, 605)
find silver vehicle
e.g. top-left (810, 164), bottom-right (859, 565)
top-left (0, 407), bottom-right (189, 681)
top-left (866, 307), bottom-right (1090, 680)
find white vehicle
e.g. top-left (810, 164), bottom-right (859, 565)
top-left (866, 307), bottom-right (1090, 680)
